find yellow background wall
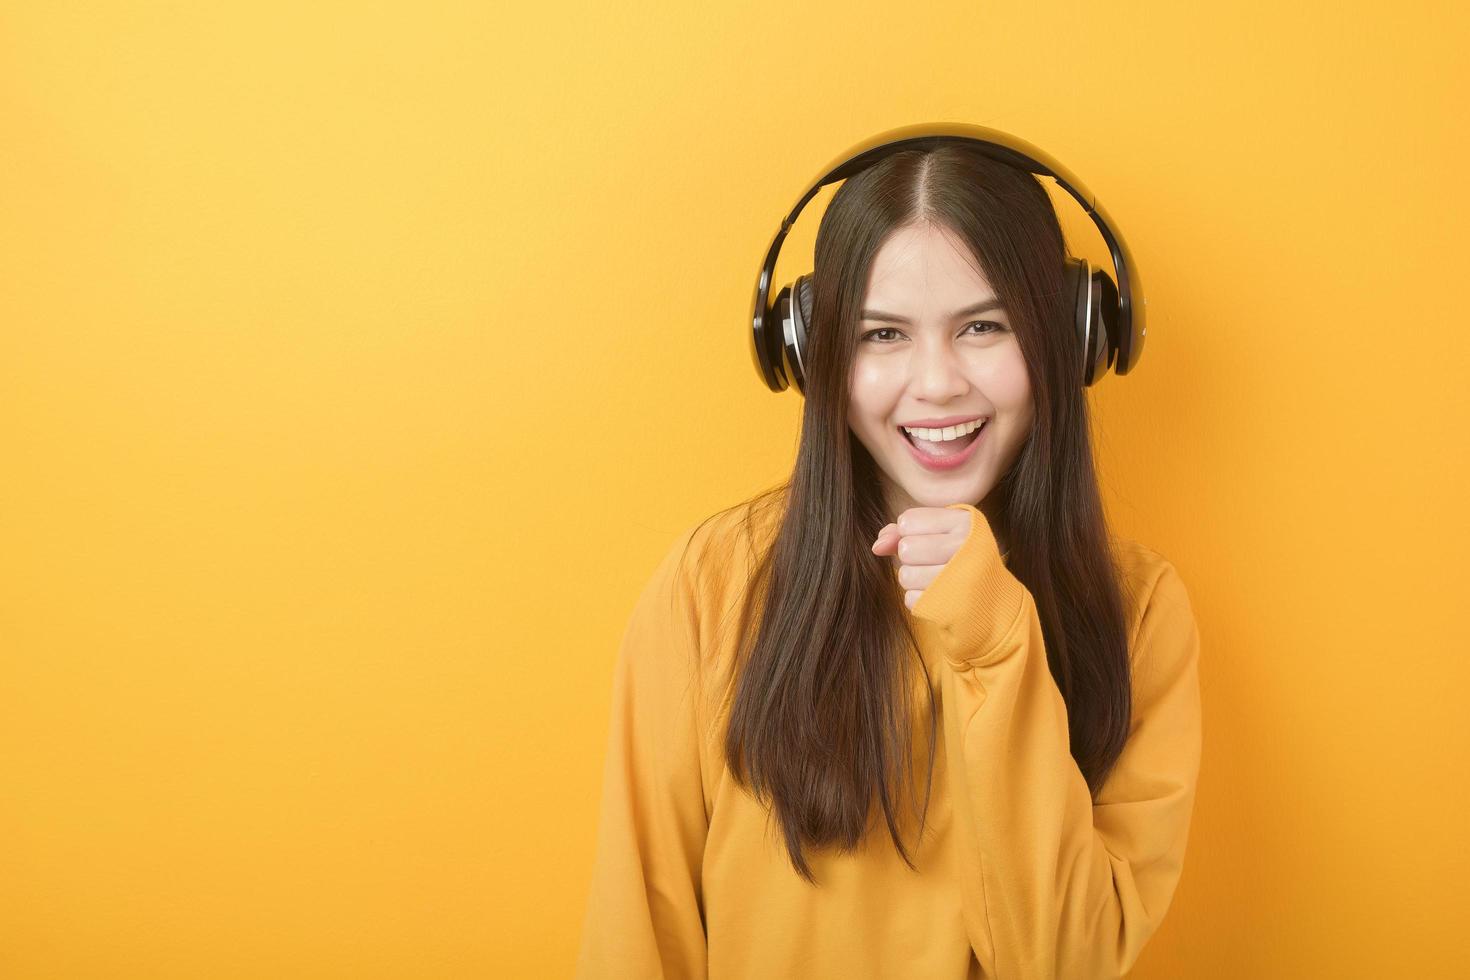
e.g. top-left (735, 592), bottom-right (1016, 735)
top-left (3, 2), bottom-right (1465, 977)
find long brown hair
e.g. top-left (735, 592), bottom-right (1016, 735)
top-left (679, 141), bottom-right (1136, 885)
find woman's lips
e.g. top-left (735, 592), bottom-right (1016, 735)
top-left (897, 421), bottom-right (986, 472)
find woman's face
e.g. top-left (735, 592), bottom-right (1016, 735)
top-left (847, 221), bottom-right (1035, 526)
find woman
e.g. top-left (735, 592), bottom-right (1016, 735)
top-left (575, 135), bottom-right (1203, 979)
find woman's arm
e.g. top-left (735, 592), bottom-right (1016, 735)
top-left (912, 504), bottom-right (1203, 980)
top-left (575, 526), bottom-right (710, 980)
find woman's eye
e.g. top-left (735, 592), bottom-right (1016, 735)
top-left (859, 321), bottom-right (1003, 343)
top-left (964, 320), bottom-right (1002, 336)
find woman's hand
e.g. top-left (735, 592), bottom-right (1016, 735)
top-left (871, 506), bottom-right (975, 610)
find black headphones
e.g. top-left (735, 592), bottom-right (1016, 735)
top-left (749, 122), bottom-right (1147, 395)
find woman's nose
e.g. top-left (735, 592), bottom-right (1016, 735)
top-left (911, 343), bottom-right (968, 396)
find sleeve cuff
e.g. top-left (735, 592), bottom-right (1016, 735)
top-left (908, 503), bottom-right (1030, 670)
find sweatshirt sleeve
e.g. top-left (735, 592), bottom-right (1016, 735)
top-left (574, 526), bottom-right (710, 980)
top-left (910, 503), bottom-right (1202, 980)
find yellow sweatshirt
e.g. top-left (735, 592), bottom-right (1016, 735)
top-left (575, 498), bottom-right (1202, 980)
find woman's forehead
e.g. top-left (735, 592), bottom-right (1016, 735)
top-left (865, 223), bottom-right (993, 302)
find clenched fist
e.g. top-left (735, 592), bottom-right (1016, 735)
top-left (871, 506), bottom-right (975, 610)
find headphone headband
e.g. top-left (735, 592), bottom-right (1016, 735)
top-left (750, 122), bottom-right (1146, 393)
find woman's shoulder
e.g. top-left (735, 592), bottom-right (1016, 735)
top-left (1112, 535), bottom-right (1178, 584)
top-left (668, 486), bottom-right (786, 596)
top-left (630, 490), bottom-right (785, 684)
top-left (1109, 535), bottom-right (1199, 665)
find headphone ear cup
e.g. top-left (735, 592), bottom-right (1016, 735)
top-left (780, 273), bottom-right (813, 395)
top-left (796, 274), bottom-right (814, 329)
top-left (766, 274), bottom-right (814, 395)
top-left (1065, 256), bottom-right (1118, 387)
top-left (1090, 265), bottom-right (1119, 380)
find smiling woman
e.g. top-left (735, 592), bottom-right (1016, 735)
top-left (848, 218), bottom-right (1033, 498)
top-left (577, 132), bottom-right (1201, 980)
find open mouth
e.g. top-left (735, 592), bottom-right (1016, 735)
top-left (899, 420), bottom-right (986, 459)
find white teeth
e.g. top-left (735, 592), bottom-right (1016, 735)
top-left (901, 419), bottom-right (985, 442)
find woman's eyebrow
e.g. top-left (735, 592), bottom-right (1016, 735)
top-left (860, 298), bottom-right (1004, 323)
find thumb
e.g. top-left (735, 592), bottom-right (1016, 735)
top-left (871, 523), bottom-right (899, 555)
